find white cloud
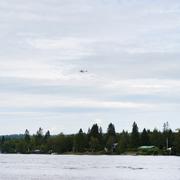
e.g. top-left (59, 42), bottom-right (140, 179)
top-left (0, 92), bottom-right (154, 110)
top-left (104, 79), bottom-right (180, 95)
top-left (0, 0), bottom-right (180, 133)
top-left (27, 37), bottom-right (95, 50)
top-left (26, 37), bottom-right (95, 60)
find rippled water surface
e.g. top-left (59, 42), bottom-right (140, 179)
top-left (0, 154), bottom-right (179, 180)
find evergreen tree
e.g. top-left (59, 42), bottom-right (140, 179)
top-left (99, 126), bottom-right (104, 149)
top-left (24, 129), bottom-right (31, 153)
top-left (90, 124), bottom-right (99, 138)
top-left (174, 130), bottom-right (180, 155)
top-left (141, 128), bottom-right (150, 146)
top-left (106, 123), bottom-right (116, 151)
top-left (149, 129), bottom-right (163, 148)
top-left (107, 123), bottom-right (116, 137)
top-left (89, 137), bottom-right (99, 152)
top-left (131, 122), bottom-right (140, 148)
top-left (1, 136), bottom-right (5, 144)
top-left (24, 129), bottom-right (30, 144)
top-left (44, 130), bottom-right (50, 143)
top-left (0, 122), bottom-right (179, 155)
top-left (88, 124), bottom-right (102, 151)
top-left (35, 127), bottom-right (43, 146)
top-left (118, 130), bottom-right (129, 154)
top-left (74, 129), bottom-right (86, 152)
top-left (52, 133), bottom-right (66, 153)
top-left (167, 129), bottom-right (174, 148)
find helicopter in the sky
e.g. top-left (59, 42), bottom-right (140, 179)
top-left (80, 69), bottom-right (88, 73)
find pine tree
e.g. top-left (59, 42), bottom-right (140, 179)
top-left (24, 129), bottom-right (30, 144)
top-left (131, 122), bottom-right (140, 148)
top-left (141, 128), bottom-right (150, 146)
top-left (35, 127), bottom-right (43, 146)
top-left (118, 130), bottom-right (129, 154)
top-left (106, 123), bottom-right (116, 151)
top-left (90, 124), bottom-right (99, 138)
top-left (107, 123), bottom-right (116, 137)
top-left (74, 129), bottom-right (86, 152)
top-left (149, 128), bottom-right (163, 148)
top-left (89, 137), bottom-right (99, 152)
top-left (44, 130), bottom-right (50, 143)
top-left (174, 130), bottom-right (180, 155)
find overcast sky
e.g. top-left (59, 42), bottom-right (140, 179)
top-left (0, 0), bottom-right (180, 134)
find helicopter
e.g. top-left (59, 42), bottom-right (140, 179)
top-left (80, 69), bottom-right (88, 73)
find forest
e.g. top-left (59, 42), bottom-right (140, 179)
top-left (0, 122), bottom-right (179, 155)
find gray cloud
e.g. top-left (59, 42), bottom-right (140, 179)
top-left (0, 0), bottom-right (180, 134)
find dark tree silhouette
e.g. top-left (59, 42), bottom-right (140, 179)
top-left (141, 128), bottom-right (150, 146)
top-left (131, 122), bottom-right (140, 148)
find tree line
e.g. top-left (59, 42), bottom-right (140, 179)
top-left (0, 122), bottom-right (179, 155)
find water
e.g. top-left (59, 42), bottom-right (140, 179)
top-left (0, 154), bottom-right (179, 180)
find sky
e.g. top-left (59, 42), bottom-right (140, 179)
top-left (0, 0), bottom-right (180, 135)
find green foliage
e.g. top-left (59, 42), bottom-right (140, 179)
top-left (25, 129), bottom-right (31, 144)
top-left (88, 124), bottom-right (103, 151)
top-left (1, 140), bottom-right (16, 153)
top-left (174, 130), bottom-right (180, 155)
top-left (141, 128), bottom-right (150, 146)
top-left (107, 123), bottom-right (116, 137)
top-left (106, 136), bottom-right (114, 151)
top-left (118, 130), bottom-right (129, 154)
top-left (89, 137), bottom-right (99, 152)
top-left (35, 127), bottom-right (43, 146)
top-left (43, 130), bottom-right (50, 144)
top-left (74, 129), bottom-right (87, 152)
top-left (0, 122), bottom-right (179, 156)
top-left (89, 124), bottom-right (100, 138)
top-left (104, 123), bottom-right (117, 152)
top-left (131, 122), bottom-right (140, 148)
top-left (16, 140), bottom-right (27, 153)
top-left (149, 129), bottom-right (164, 148)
